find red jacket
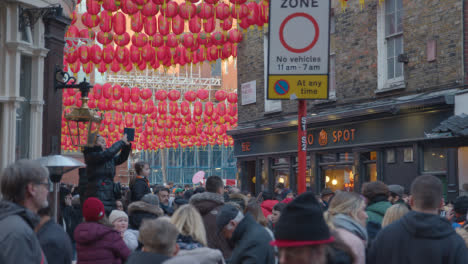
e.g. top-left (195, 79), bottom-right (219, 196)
top-left (74, 222), bottom-right (131, 264)
top-left (261, 200), bottom-right (279, 218)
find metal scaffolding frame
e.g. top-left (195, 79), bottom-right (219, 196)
top-left (106, 65), bottom-right (222, 99)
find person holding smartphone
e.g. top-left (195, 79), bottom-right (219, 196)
top-left (83, 134), bottom-right (131, 215)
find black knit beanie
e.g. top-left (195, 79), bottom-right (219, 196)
top-left (271, 192), bottom-right (334, 247)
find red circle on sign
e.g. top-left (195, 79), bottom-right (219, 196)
top-left (279, 13), bottom-right (320, 53)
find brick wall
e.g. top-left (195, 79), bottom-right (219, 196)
top-left (237, 0), bottom-right (464, 124)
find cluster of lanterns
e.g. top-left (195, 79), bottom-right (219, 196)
top-left (61, 86), bottom-right (238, 151)
top-left (64, 0), bottom-right (269, 73)
top-left (339, 0), bottom-right (385, 9)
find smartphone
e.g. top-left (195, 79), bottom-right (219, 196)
top-left (124, 128), bottom-right (135, 141)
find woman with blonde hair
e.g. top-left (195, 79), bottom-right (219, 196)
top-left (324, 191), bottom-right (368, 264)
top-left (170, 205), bottom-right (225, 264)
top-left (382, 203), bottom-right (410, 227)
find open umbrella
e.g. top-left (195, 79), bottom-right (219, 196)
top-left (192, 170), bottom-right (205, 184)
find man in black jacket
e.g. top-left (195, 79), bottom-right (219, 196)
top-left (83, 134), bottom-right (131, 215)
top-left (216, 204), bottom-right (275, 264)
top-left (368, 175), bottom-right (468, 264)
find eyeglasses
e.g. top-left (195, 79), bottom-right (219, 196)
top-left (36, 181), bottom-right (51, 189)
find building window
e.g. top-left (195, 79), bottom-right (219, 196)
top-left (377, 0), bottom-right (404, 90)
top-left (211, 59), bottom-right (221, 76)
top-left (329, 54), bottom-right (336, 98)
top-left (16, 55), bottom-right (32, 160)
top-left (423, 147), bottom-right (447, 173)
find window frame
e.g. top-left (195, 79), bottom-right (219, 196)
top-left (377, 0), bottom-right (405, 91)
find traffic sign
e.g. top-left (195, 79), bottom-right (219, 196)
top-left (267, 0), bottom-right (330, 100)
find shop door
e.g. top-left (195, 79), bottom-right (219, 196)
top-left (319, 153), bottom-right (355, 192)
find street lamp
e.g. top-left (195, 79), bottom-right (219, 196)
top-left (55, 66), bottom-right (103, 150)
top-left (36, 155), bottom-right (85, 222)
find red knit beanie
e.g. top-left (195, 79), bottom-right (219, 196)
top-left (82, 197), bottom-right (105, 222)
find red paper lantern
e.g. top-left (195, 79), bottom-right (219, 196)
top-left (179, 2), bottom-right (196, 20)
top-left (141, 44), bottom-right (155, 64)
top-left (215, 2), bottom-right (230, 20)
top-left (132, 33), bottom-right (148, 50)
top-left (113, 12), bottom-right (127, 36)
top-left (215, 90), bottom-right (227, 101)
top-left (228, 103), bottom-right (237, 116)
top-left (97, 31), bottom-right (114, 46)
top-left (246, 2), bottom-right (260, 27)
top-left (180, 101), bottom-right (190, 116)
top-left (228, 29), bottom-right (243, 46)
top-left (184, 90), bottom-right (197, 102)
top-left (208, 46), bottom-right (218, 61)
top-left (97, 62), bottom-right (107, 74)
top-left (115, 46), bottom-right (130, 64)
top-left (79, 46), bottom-right (90, 64)
top-left (144, 16), bottom-right (158, 38)
top-left (122, 0), bottom-right (139, 16)
top-left (167, 90), bottom-right (181, 101)
top-left (158, 101), bottom-right (167, 114)
top-left (169, 101), bottom-right (178, 115)
top-left (156, 46), bottom-right (169, 63)
top-left (131, 12), bottom-right (145, 33)
top-left (102, 83), bottom-right (112, 99)
top-left (140, 88), bottom-right (152, 100)
top-left (125, 114), bottom-right (134, 127)
top-left (83, 62), bottom-right (94, 75)
top-left (79, 29), bottom-right (96, 41)
top-left (158, 15), bottom-right (170, 36)
top-left (227, 92), bottom-right (238, 104)
top-left (231, 3), bottom-right (249, 22)
top-left (161, 1), bottom-right (179, 19)
top-left (198, 3), bottom-right (214, 22)
top-left (197, 89), bottom-right (209, 100)
top-left (122, 87), bottom-right (131, 102)
top-left (141, 1), bottom-right (159, 17)
top-left (102, 45), bottom-right (114, 64)
top-left (155, 90), bottom-right (168, 100)
top-left (193, 101), bottom-right (203, 116)
top-left (112, 85), bottom-right (122, 100)
top-left (144, 100), bottom-right (155, 114)
top-left (239, 15), bottom-right (251, 32)
top-left (81, 12), bottom-right (100, 28)
top-left (70, 61), bottom-right (81, 74)
top-left (189, 17), bottom-right (202, 36)
top-left (125, 62), bottom-right (134, 72)
top-left (181, 33), bottom-right (196, 53)
top-left (103, 0), bottom-right (119, 14)
top-left (114, 32), bottom-right (131, 46)
top-left (220, 42), bottom-right (232, 59)
top-left (99, 12), bottom-right (113, 33)
top-left (130, 45), bottom-right (142, 65)
top-left (86, 0), bottom-right (101, 15)
top-left (211, 31), bottom-right (226, 50)
top-left (259, 2), bottom-right (269, 25)
top-left (172, 15), bottom-right (184, 36)
top-left (203, 17), bottom-right (215, 35)
top-left (197, 32), bottom-right (211, 49)
top-left (221, 17), bottom-right (233, 32)
top-left (151, 32), bottom-right (164, 49)
top-left (89, 44), bottom-right (102, 64)
top-left (166, 33), bottom-right (178, 49)
top-left (130, 87), bottom-right (140, 103)
top-left (98, 97), bottom-right (107, 111)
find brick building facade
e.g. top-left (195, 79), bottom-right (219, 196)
top-left (230, 0), bottom-right (468, 200)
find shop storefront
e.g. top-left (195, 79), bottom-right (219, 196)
top-left (231, 106), bottom-right (462, 200)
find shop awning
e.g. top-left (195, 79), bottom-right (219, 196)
top-left (427, 114), bottom-right (468, 138)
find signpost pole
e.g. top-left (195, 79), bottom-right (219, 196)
top-left (297, 100), bottom-right (307, 194)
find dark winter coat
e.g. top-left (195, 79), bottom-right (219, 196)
top-left (126, 251), bottom-right (170, 264)
top-left (37, 219), bottom-right (73, 264)
top-left (128, 201), bottom-right (164, 230)
top-left (228, 213), bottom-right (275, 264)
top-left (190, 192), bottom-right (233, 259)
top-left (60, 204), bottom-right (82, 242)
top-left (0, 200), bottom-right (47, 264)
top-left (130, 176), bottom-right (151, 202)
top-left (366, 200), bottom-right (392, 225)
top-left (83, 141), bottom-right (131, 214)
top-left (74, 222), bottom-right (131, 264)
top-left (367, 210), bottom-right (468, 264)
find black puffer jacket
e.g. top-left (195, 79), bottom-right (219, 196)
top-left (130, 177), bottom-right (151, 202)
top-left (83, 140), bottom-right (131, 214)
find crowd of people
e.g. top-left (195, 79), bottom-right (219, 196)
top-left (2, 157), bottom-right (468, 263)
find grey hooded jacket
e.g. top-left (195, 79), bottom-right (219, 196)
top-left (0, 200), bottom-right (47, 264)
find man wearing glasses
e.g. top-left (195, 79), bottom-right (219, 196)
top-left (0, 159), bottom-right (51, 263)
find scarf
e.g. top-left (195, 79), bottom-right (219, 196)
top-left (333, 213), bottom-right (368, 244)
top-left (136, 175), bottom-right (150, 188)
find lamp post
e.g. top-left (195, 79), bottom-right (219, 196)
top-left (55, 66), bottom-right (103, 150)
top-left (36, 155), bottom-right (85, 222)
